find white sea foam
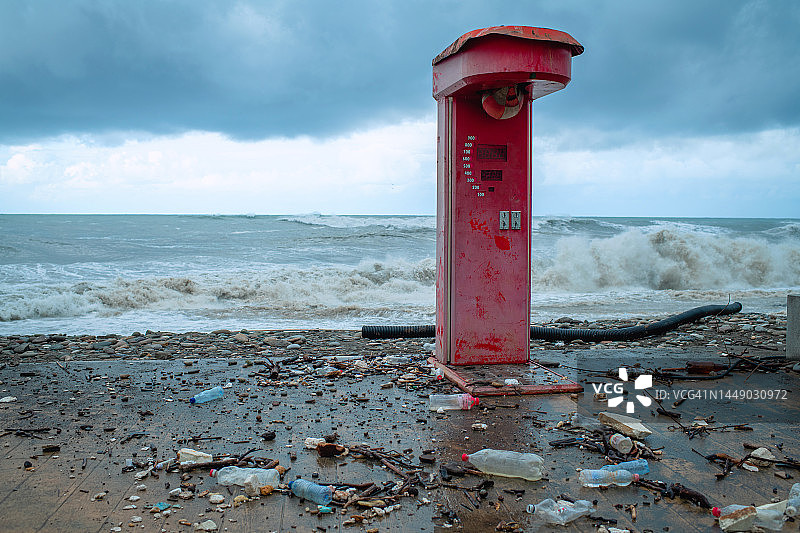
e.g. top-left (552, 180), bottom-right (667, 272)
top-left (1, 215), bottom-right (797, 334)
top-left (535, 228), bottom-right (800, 291)
top-left (763, 222), bottom-right (800, 239)
top-left (531, 216), bottom-right (627, 234)
top-left (0, 258), bottom-right (437, 322)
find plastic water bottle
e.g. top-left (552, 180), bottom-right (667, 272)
top-left (609, 433), bottom-right (633, 454)
top-left (600, 459), bottom-right (649, 476)
top-left (578, 469), bottom-right (639, 487)
top-left (288, 478), bottom-right (333, 505)
top-left (429, 393), bottom-right (479, 411)
top-left (527, 498), bottom-right (594, 526)
top-left (755, 505), bottom-right (786, 530)
top-left (786, 482), bottom-right (800, 517)
top-left (462, 449), bottom-right (543, 481)
top-left (190, 385), bottom-right (223, 404)
top-left (569, 412), bottom-right (605, 431)
top-left (211, 466), bottom-right (279, 491)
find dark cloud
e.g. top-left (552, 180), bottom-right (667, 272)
top-left (1, 0), bottom-right (798, 144)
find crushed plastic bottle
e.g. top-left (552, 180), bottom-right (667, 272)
top-left (609, 433), bottom-right (633, 454)
top-left (569, 412), bottom-right (605, 431)
top-left (527, 498), bottom-right (594, 525)
top-left (578, 469), bottom-right (639, 487)
top-left (211, 466), bottom-right (279, 496)
top-left (429, 393), bottom-right (479, 411)
top-left (786, 482), bottom-right (800, 517)
top-left (462, 449), bottom-right (543, 481)
top-left (600, 459), bottom-right (649, 476)
top-left (190, 385), bottom-right (224, 404)
top-left (432, 368), bottom-right (445, 380)
top-left (288, 478), bottom-right (333, 505)
top-left (154, 458), bottom-right (175, 471)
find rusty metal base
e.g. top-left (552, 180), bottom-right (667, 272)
top-left (428, 357), bottom-right (583, 396)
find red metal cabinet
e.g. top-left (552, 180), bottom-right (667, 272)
top-left (433, 26), bottom-right (582, 365)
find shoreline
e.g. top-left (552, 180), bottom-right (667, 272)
top-left (0, 311), bottom-right (786, 364)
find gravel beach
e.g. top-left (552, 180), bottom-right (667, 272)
top-left (0, 312), bottom-right (787, 364)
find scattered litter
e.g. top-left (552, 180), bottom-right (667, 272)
top-left (528, 498), bottom-right (594, 525)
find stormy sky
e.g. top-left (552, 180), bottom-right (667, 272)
top-left (1, 0), bottom-right (798, 216)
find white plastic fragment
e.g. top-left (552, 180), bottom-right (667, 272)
top-left (194, 519), bottom-right (218, 531)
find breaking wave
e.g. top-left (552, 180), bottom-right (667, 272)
top-left (0, 258), bottom-right (436, 322)
top-left (536, 228), bottom-right (800, 291)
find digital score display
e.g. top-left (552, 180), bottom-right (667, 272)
top-left (481, 170), bottom-right (502, 181)
top-left (476, 144), bottom-right (507, 161)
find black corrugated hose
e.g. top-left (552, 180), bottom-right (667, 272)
top-left (361, 302), bottom-right (742, 341)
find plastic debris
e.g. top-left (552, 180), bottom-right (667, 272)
top-left (528, 498), bottom-right (594, 525)
top-left (462, 449), bottom-right (543, 481)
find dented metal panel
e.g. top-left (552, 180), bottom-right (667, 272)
top-left (432, 25), bottom-right (584, 66)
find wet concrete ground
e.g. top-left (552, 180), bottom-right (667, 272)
top-left (0, 337), bottom-right (798, 532)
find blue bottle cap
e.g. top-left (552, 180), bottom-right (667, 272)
top-left (190, 397), bottom-right (196, 404)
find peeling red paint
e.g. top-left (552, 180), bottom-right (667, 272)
top-left (469, 218), bottom-right (489, 235)
top-left (475, 296), bottom-right (486, 319)
top-left (474, 342), bottom-right (500, 352)
top-left (494, 235), bottom-right (510, 250)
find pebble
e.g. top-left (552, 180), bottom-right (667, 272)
top-left (0, 313), bottom-right (786, 362)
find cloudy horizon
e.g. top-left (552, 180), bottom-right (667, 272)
top-left (1, 1), bottom-right (798, 217)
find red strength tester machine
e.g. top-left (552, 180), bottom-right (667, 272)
top-left (433, 26), bottom-right (583, 367)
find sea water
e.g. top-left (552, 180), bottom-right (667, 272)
top-left (0, 214), bottom-right (798, 335)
